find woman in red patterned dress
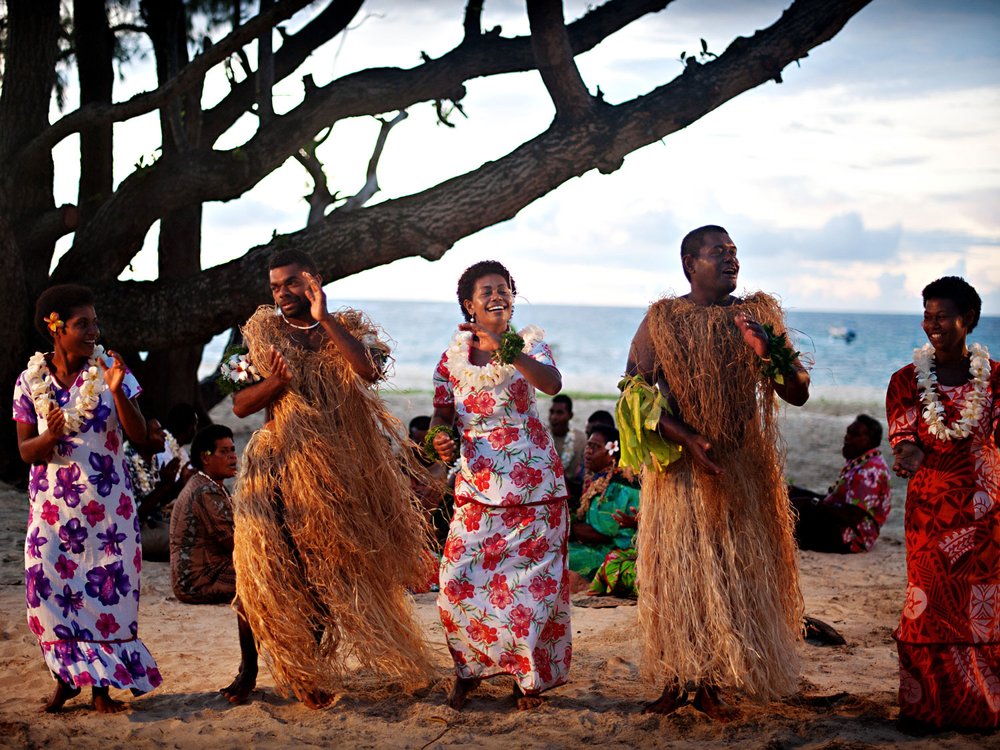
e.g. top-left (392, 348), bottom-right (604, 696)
top-left (886, 276), bottom-right (1000, 733)
top-left (430, 261), bottom-right (571, 712)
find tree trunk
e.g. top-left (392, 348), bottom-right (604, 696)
top-left (139, 0), bottom-right (208, 422)
top-left (0, 0), bottom-right (61, 480)
top-left (73, 0), bottom-right (114, 227)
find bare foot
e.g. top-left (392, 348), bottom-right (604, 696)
top-left (513, 685), bottom-right (544, 711)
top-left (643, 682), bottom-right (688, 715)
top-left (92, 687), bottom-right (128, 714)
top-left (40, 679), bottom-right (80, 713)
top-left (446, 677), bottom-right (479, 711)
top-left (301, 690), bottom-right (335, 710)
top-left (692, 684), bottom-right (738, 722)
top-left (219, 665), bottom-right (258, 705)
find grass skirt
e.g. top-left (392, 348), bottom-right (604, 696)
top-left (232, 307), bottom-right (435, 701)
top-left (637, 293), bottom-right (803, 699)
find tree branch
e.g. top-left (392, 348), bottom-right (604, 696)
top-left (85, 0), bottom-right (872, 351)
top-left (527, 0), bottom-right (593, 121)
top-left (201, 0), bottom-right (365, 144)
top-left (14, 0), bottom-right (314, 168)
top-left (340, 111), bottom-right (407, 212)
top-left (463, 0), bottom-right (483, 43)
top-left (293, 129), bottom-right (335, 225)
top-left (53, 0), bottom-right (674, 282)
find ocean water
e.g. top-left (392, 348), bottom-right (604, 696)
top-left (201, 300), bottom-right (1000, 401)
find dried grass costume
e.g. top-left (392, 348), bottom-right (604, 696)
top-left (233, 306), bottom-right (434, 701)
top-left (635, 293), bottom-right (803, 700)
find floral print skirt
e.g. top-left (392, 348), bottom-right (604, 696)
top-left (437, 500), bottom-right (571, 693)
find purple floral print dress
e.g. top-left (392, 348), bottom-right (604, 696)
top-left (13, 357), bottom-right (162, 693)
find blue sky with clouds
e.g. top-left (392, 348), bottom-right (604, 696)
top-left (53, 1), bottom-right (1000, 314)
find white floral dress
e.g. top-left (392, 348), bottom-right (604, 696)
top-left (434, 327), bottom-right (571, 693)
top-left (13, 358), bottom-right (161, 693)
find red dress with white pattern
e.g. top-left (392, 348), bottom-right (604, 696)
top-left (434, 327), bottom-right (571, 694)
top-left (886, 357), bottom-right (1000, 730)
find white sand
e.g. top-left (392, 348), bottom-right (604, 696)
top-left (0, 394), bottom-right (981, 748)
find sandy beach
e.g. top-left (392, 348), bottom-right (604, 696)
top-left (0, 392), bottom-right (990, 749)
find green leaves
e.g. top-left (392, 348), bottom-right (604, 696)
top-left (616, 375), bottom-right (682, 474)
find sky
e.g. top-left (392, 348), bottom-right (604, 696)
top-left (50, 0), bottom-right (1000, 314)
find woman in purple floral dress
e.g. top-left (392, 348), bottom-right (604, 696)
top-left (13, 285), bottom-right (161, 713)
top-left (430, 261), bottom-right (571, 711)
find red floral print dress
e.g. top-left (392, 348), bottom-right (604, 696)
top-left (434, 329), bottom-right (571, 693)
top-left (886, 357), bottom-right (1000, 730)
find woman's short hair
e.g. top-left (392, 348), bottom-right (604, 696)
top-left (589, 423), bottom-right (620, 447)
top-left (456, 260), bottom-right (516, 322)
top-left (922, 276), bottom-right (981, 333)
top-left (190, 424), bottom-right (234, 470)
top-left (34, 284), bottom-right (95, 341)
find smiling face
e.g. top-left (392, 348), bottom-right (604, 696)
top-left (463, 273), bottom-right (513, 332)
top-left (922, 297), bottom-right (972, 355)
top-left (202, 437), bottom-right (238, 481)
top-left (685, 231), bottom-right (739, 302)
top-left (55, 305), bottom-right (100, 360)
top-left (269, 263), bottom-right (314, 321)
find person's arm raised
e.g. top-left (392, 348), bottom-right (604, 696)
top-left (303, 272), bottom-right (380, 383)
top-left (734, 311), bottom-right (810, 406)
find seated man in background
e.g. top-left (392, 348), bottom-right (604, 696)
top-left (549, 394), bottom-right (585, 506)
top-left (169, 424), bottom-right (239, 604)
top-left (125, 417), bottom-right (187, 561)
top-left (789, 414), bottom-right (891, 553)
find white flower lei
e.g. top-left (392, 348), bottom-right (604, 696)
top-left (25, 345), bottom-right (107, 434)
top-left (129, 448), bottom-right (159, 496)
top-left (914, 342), bottom-right (990, 442)
top-left (445, 325), bottom-right (545, 390)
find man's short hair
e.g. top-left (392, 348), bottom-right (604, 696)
top-left (34, 284), bottom-right (95, 341)
top-left (680, 224), bottom-right (728, 281)
top-left (409, 415), bottom-right (431, 434)
top-left (855, 414), bottom-right (883, 448)
top-left (190, 424), bottom-right (234, 470)
top-left (268, 249), bottom-right (317, 274)
top-left (586, 410), bottom-right (615, 428)
top-left (551, 394), bottom-right (573, 412)
top-left (921, 276), bottom-right (982, 333)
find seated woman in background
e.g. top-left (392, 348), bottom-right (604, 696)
top-left (567, 425), bottom-right (639, 593)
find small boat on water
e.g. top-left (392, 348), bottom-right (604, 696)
top-left (828, 325), bottom-right (857, 343)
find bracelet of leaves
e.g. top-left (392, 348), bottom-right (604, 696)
top-left (423, 424), bottom-right (459, 463)
top-left (759, 323), bottom-right (800, 385)
top-left (494, 330), bottom-right (525, 365)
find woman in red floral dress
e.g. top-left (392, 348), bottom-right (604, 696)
top-left (887, 276), bottom-right (1000, 732)
top-left (430, 260), bottom-right (571, 711)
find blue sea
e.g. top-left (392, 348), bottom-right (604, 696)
top-left (201, 301), bottom-right (1000, 402)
